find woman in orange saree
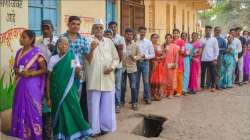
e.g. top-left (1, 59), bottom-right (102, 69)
top-left (163, 34), bottom-right (179, 98)
top-left (150, 33), bottom-right (165, 101)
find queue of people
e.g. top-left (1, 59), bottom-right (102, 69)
top-left (10, 15), bottom-right (250, 140)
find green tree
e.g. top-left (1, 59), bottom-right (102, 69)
top-left (199, 0), bottom-right (250, 33)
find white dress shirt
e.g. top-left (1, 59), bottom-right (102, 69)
top-left (232, 38), bottom-right (242, 57)
top-left (200, 36), bottom-right (219, 62)
top-left (137, 38), bottom-right (155, 60)
top-left (226, 38), bottom-right (242, 62)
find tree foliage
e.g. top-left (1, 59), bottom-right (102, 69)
top-left (198, 0), bottom-right (250, 32)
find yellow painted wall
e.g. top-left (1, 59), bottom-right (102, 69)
top-left (60, 0), bottom-right (106, 35)
top-left (0, 0), bottom-right (106, 73)
top-left (144, 0), bottom-right (199, 43)
top-left (0, 0), bottom-right (202, 72)
top-left (0, 0), bottom-right (28, 73)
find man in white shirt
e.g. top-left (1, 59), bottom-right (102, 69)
top-left (36, 20), bottom-right (58, 62)
top-left (200, 25), bottom-right (219, 92)
top-left (85, 20), bottom-right (119, 136)
top-left (234, 27), bottom-right (245, 85)
top-left (136, 26), bottom-right (155, 104)
top-left (230, 28), bottom-right (243, 85)
top-left (108, 21), bottom-right (126, 113)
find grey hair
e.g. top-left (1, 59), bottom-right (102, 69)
top-left (55, 36), bottom-right (69, 53)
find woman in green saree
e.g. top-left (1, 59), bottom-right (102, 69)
top-left (46, 37), bottom-right (91, 140)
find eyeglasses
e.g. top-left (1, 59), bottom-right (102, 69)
top-left (95, 25), bottom-right (104, 30)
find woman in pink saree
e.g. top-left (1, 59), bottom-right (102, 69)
top-left (189, 32), bottom-right (201, 94)
top-left (11, 30), bottom-right (46, 140)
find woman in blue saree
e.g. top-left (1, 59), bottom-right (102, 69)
top-left (181, 32), bottom-right (193, 95)
top-left (220, 34), bottom-right (236, 88)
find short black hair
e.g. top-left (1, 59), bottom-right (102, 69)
top-left (214, 26), bottom-right (221, 30)
top-left (108, 21), bottom-right (118, 27)
top-left (22, 30), bottom-right (36, 45)
top-left (165, 33), bottom-right (172, 39)
top-left (235, 27), bottom-right (242, 31)
top-left (229, 28), bottom-right (236, 32)
top-left (243, 30), bottom-right (249, 34)
top-left (192, 32), bottom-right (198, 36)
top-left (125, 28), bottom-right (134, 34)
top-left (138, 26), bottom-right (147, 31)
top-left (181, 32), bottom-right (187, 37)
top-left (151, 33), bottom-right (159, 39)
top-left (104, 29), bottom-right (113, 34)
top-left (41, 19), bottom-right (54, 30)
top-left (205, 25), bottom-right (213, 29)
top-left (68, 16), bottom-right (81, 23)
top-left (172, 28), bottom-right (180, 34)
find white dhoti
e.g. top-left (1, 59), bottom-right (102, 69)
top-left (87, 89), bottom-right (116, 135)
top-left (238, 57), bottom-right (244, 82)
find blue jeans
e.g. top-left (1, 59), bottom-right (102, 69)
top-left (121, 71), bottom-right (138, 104)
top-left (136, 61), bottom-right (150, 102)
top-left (115, 68), bottom-right (123, 106)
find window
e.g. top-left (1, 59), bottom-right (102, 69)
top-left (28, 0), bottom-right (58, 35)
top-left (106, 0), bottom-right (116, 25)
top-left (121, 0), bottom-right (145, 35)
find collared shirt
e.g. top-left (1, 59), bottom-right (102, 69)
top-left (238, 36), bottom-right (246, 58)
top-left (63, 32), bottom-right (90, 65)
top-left (231, 38), bottom-right (242, 61)
top-left (123, 41), bottom-right (141, 73)
top-left (86, 37), bottom-right (119, 91)
top-left (36, 35), bottom-right (58, 62)
top-left (63, 32), bottom-right (90, 82)
top-left (215, 36), bottom-right (227, 55)
top-left (112, 34), bottom-right (126, 68)
top-left (200, 36), bottom-right (219, 62)
top-left (136, 38), bottom-right (155, 60)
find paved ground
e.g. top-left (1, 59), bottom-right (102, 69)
top-left (98, 84), bottom-right (250, 140)
top-left (2, 84), bottom-right (250, 140)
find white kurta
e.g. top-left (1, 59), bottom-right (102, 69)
top-left (86, 36), bottom-right (119, 135)
top-left (86, 37), bottom-right (119, 91)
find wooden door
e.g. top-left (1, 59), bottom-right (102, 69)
top-left (121, 0), bottom-right (145, 35)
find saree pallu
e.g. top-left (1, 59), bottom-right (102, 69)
top-left (50, 50), bottom-right (91, 140)
top-left (11, 47), bottom-right (45, 140)
top-left (163, 44), bottom-right (179, 96)
top-left (189, 41), bottom-right (201, 92)
top-left (220, 45), bottom-right (236, 88)
top-left (183, 43), bottom-right (193, 92)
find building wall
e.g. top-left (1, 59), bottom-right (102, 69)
top-left (0, 0), bottom-right (28, 73)
top-left (0, 0), bottom-right (106, 73)
top-left (60, 0), bottom-right (106, 35)
top-left (0, 0), bottom-right (203, 75)
top-left (144, 0), bottom-right (199, 42)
